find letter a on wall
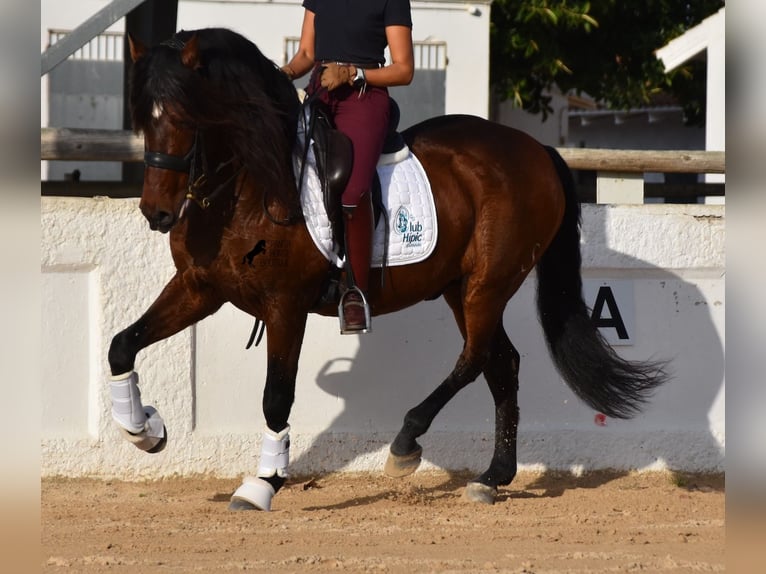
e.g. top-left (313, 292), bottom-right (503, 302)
top-left (583, 280), bottom-right (635, 346)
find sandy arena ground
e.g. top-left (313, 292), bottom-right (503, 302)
top-left (42, 470), bottom-right (724, 573)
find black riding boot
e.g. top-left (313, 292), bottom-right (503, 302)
top-left (341, 192), bottom-right (373, 333)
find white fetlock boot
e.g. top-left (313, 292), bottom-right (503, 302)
top-left (230, 425), bottom-right (290, 511)
top-left (110, 371), bottom-right (167, 453)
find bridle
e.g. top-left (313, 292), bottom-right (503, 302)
top-left (141, 29), bottom-right (305, 227)
top-left (143, 129), bottom-right (243, 219)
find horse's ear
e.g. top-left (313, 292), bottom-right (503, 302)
top-left (128, 34), bottom-right (147, 63)
top-left (180, 34), bottom-right (201, 70)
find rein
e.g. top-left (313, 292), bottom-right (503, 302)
top-left (258, 88), bottom-right (327, 228)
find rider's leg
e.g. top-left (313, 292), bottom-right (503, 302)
top-left (342, 192), bottom-right (374, 330)
top-left (332, 85), bottom-right (390, 331)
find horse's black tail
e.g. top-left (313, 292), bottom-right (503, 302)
top-left (535, 146), bottom-right (669, 419)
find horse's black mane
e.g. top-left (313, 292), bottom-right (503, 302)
top-left (129, 27), bottom-right (301, 199)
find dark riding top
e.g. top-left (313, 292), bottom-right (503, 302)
top-left (304, 0), bottom-right (413, 67)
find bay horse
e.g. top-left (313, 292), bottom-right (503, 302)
top-left (109, 27), bottom-right (667, 510)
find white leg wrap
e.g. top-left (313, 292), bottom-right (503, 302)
top-left (109, 371), bottom-right (166, 452)
top-left (256, 425), bottom-right (291, 479)
top-left (110, 371), bottom-right (148, 433)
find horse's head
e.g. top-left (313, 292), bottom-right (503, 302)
top-left (129, 34), bottom-right (206, 233)
top-left (128, 28), bottom-right (303, 233)
top-left (137, 102), bottom-right (201, 233)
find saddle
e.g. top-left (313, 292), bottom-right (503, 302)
top-left (308, 98), bottom-right (406, 255)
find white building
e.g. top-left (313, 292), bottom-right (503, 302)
top-left (41, 0), bottom-right (493, 181)
top-left (41, 2), bottom-right (724, 179)
top-left (656, 7), bottom-right (725, 184)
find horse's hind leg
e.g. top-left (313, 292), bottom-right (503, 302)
top-left (386, 281), bottom-right (520, 504)
top-left (385, 282), bottom-right (503, 479)
top-left (386, 351), bottom-right (484, 477)
top-left (464, 324), bottom-right (520, 504)
top-left (385, 285), bottom-right (473, 475)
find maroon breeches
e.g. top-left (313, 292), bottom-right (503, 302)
top-left (308, 66), bottom-right (391, 207)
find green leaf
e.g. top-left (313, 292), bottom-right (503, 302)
top-left (543, 8), bottom-right (558, 25)
top-left (489, 0), bottom-right (723, 119)
top-left (581, 14), bottom-right (599, 28)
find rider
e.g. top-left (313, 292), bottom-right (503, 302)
top-left (281, 0), bottom-right (415, 332)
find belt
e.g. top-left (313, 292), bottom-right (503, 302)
top-left (318, 61), bottom-right (380, 70)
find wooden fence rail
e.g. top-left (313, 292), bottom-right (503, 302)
top-left (40, 127), bottom-right (726, 203)
top-left (40, 127), bottom-right (726, 173)
top-left (41, 128), bottom-right (144, 163)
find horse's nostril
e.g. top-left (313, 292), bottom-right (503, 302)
top-left (143, 210), bottom-right (175, 233)
top-left (152, 211), bottom-right (176, 233)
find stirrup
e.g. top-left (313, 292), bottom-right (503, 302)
top-left (338, 287), bottom-right (371, 334)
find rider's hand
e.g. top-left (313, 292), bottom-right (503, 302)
top-left (320, 63), bottom-right (353, 91)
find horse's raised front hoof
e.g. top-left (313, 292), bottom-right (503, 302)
top-left (463, 481), bottom-right (498, 505)
top-left (384, 446), bottom-right (423, 478)
top-left (228, 477), bottom-right (275, 511)
top-left (116, 406), bottom-right (167, 453)
top-left (117, 425), bottom-right (167, 453)
top-left (145, 427), bottom-right (168, 453)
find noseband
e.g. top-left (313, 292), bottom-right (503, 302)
top-left (144, 130), bottom-right (242, 216)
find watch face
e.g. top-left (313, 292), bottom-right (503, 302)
top-left (354, 67), bottom-right (365, 86)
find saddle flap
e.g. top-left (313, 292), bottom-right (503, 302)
top-left (310, 104), bottom-right (352, 242)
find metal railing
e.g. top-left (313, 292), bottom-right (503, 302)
top-left (47, 29), bottom-right (124, 62)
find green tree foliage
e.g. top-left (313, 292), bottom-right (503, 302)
top-left (490, 1), bottom-right (725, 125)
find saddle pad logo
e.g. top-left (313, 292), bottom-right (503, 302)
top-left (394, 205), bottom-right (423, 247)
top-left (395, 206), bottom-right (409, 234)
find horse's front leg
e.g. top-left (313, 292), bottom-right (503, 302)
top-left (108, 271), bottom-right (222, 453)
top-left (229, 311), bottom-right (308, 512)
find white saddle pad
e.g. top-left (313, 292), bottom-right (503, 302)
top-left (293, 142), bottom-right (438, 268)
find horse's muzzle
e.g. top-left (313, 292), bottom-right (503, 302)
top-left (143, 208), bottom-right (177, 234)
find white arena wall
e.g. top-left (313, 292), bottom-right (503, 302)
top-left (41, 197), bottom-right (725, 479)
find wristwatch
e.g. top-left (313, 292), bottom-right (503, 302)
top-left (352, 66), bottom-right (366, 88)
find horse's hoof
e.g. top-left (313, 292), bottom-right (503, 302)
top-left (228, 497), bottom-right (260, 511)
top-left (228, 477), bottom-right (275, 511)
top-left (117, 418), bottom-right (167, 454)
top-left (145, 426), bottom-right (168, 453)
top-left (384, 446), bottom-right (423, 478)
top-left (463, 481), bottom-right (497, 505)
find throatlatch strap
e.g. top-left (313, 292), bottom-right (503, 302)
top-left (110, 371), bottom-right (147, 434)
top-left (256, 425), bottom-right (291, 478)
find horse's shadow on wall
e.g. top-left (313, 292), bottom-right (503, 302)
top-left (288, 208), bottom-right (725, 498)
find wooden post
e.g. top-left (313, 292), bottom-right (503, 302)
top-left (596, 172), bottom-right (645, 204)
top-left (122, 0), bottom-right (178, 184)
